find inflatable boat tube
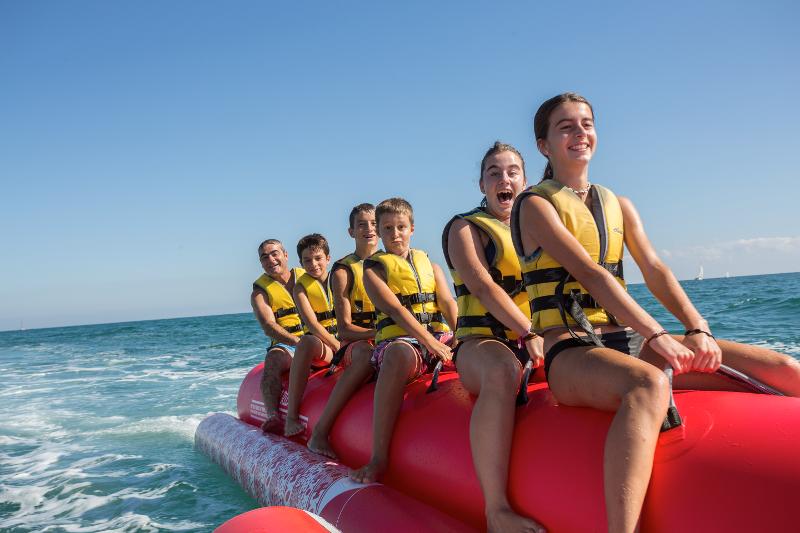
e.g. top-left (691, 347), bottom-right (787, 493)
top-left (200, 362), bottom-right (800, 532)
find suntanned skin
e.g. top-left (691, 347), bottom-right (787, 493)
top-left (446, 150), bottom-right (545, 533)
top-left (518, 100), bottom-right (800, 533)
top-left (252, 242), bottom-right (301, 434)
top-left (349, 211), bottom-right (458, 484)
top-left (308, 209), bottom-right (380, 459)
top-left (284, 246), bottom-right (340, 437)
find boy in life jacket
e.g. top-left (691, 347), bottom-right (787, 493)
top-left (251, 239), bottom-right (305, 434)
top-left (284, 233), bottom-right (340, 437)
top-left (307, 203), bottom-right (380, 459)
top-left (349, 197), bottom-right (458, 484)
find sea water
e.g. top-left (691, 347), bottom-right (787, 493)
top-left (1, 272), bottom-right (798, 532)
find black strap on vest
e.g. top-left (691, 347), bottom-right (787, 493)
top-left (395, 292), bottom-right (436, 306)
top-left (351, 311), bottom-right (377, 328)
top-left (275, 307), bottom-right (299, 319)
top-left (456, 315), bottom-right (508, 340)
top-left (377, 311), bottom-right (444, 333)
top-left (315, 310), bottom-right (336, 322)
top-left (455, 268), bottom-right (524, 299)
top-left (283, 324), bottom-right (303, 334)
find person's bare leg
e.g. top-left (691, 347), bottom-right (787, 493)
top-left (260, 348), bottom-right (292, 434)
top-left (285, 335), bottom-right (331, 437)
top-left (457, 338), bottom-right (544, 533)
top-left (549, 346), bottom-right (670, 533)
top-left (350, 342), bottom-right (416, 483)
top-left (308, 342), bottom-right (374, 459)
top-left (642, 336), bottom-right (800, 396)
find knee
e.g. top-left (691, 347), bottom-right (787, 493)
top-left (264, 350), bottom-right (291, 373)
top-left (296, 335), bottom-right (322, 359)
top-left (621, 367), bottom-right (671, 414)
top-left (382, 344), bottom-right (415, 370)
top-left (481, 356), bottom-right (521, 393)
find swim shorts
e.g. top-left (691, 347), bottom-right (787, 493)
top-left (371, 331), bottom-right (454, 382)
top-left (544, 329), bottom-right (645, 380)
top-left (267, 342), bottom-right (297, 357)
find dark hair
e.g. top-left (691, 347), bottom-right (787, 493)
top-left (258, 239), bottom-right (283, 256)
top-left (296, 233), bottom-right (330, 260)
top-left (348, 203), bottom-right (375, 229)
top-left (375, 197), bottom-right (414, 225)
top-left (479, 141), bottom-right (526, 207)
top-left (480, 141), bottom-right (526, 177)
top-left (533, 92), bottom-right (594, 180)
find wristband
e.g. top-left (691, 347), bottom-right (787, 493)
top-left (645, 329), bottom-right (669, 345)
top-left (685, 329), bottom-right (715, 340)
top-left (517, 326), bottom-right (538, 349)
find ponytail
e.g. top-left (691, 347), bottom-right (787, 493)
top-left (542, 161), bottom-right (554, 181)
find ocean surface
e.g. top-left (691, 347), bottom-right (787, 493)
top-left (1, 272), bottom-right (799, 532)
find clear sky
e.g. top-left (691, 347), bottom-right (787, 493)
top-left (2, 1), bottom-right (798, 331)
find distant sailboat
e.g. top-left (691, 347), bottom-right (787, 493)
top-left (694, 265), bottom-right (704, 281)
top-left (725, 272), bottom-right (731, 279)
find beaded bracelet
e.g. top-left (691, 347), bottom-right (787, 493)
top-left (645, 329), bottom-right (669, 344)
top-left (685, 329), bottom-right (715, 340)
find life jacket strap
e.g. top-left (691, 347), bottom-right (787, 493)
top-left (395, 292), bottom-right (436, 306)
top-left (274, 307), bottom-right (299, 319)
top-left (315, 310), bottom-right (336, 322)
top-left (376, 311), bottom-right (444, 333)
top-left (456, 315), bottom-right (508, 340)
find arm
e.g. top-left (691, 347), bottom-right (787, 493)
top-left (364, 263), bottom-right (452, 361)
top-left (446, 219), bottom-right (543, 365)
top-left (619, 196), bottom-right (721, 371)
top-left (293, 283), bottom-right (340, 352)
top-left (250, 288), bottom-right (300, 346)
top-left (431, 262), bottom-right (458, 330)
top-left (330, 266), bottom-right (376, 341)
top-left (518, 194), bottom-right (694, 372)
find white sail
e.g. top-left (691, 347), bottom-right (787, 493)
top-left (694, 265), bottom-right (704, 281)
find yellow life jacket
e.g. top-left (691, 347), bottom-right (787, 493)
top-left (297, 272), bottom-right (338, 336)
top-left (366, 249), bottom-right (450, 342)
top-left (510, 181), bottom-right (626, 335)
top-left (253, 267), bottom-right (305, 346)
top-left (332, 253), bottom-right (377, 329)
top-left (442, 207), bottom-right (530, 341)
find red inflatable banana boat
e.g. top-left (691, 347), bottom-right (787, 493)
top-left (197, 362), bottom-right (800, 532)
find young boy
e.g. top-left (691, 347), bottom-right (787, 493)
top-left (307, 203), bottom-right (380, 459)
top-left (349, 198), bottom-right (458, 483)
top-left (284, 233), bottom-right (340, 437)
top-left (251, 239), bottom-right (305, 434)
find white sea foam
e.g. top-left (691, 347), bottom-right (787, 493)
top-left (133, 463), bottom-right (178, 477)
top-left (88, 413), bottom-right (211, 441)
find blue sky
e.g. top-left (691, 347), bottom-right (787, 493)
top-left (2, 1), bottom-right (798, 330)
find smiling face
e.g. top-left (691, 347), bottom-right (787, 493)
top-left (537, 101), bottom-right (596, 171)
top-left (300, 246), bottom-right (331, 280)
top-left (480, 150), bottom-right (527, 220)
top-left (259, 243), bottom-right (289, 279)
top-left (378, 212), bottom-right (414, 257)
top-left (348, 210), bottom-right (378, 247)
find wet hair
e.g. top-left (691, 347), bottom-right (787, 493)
top-left (258, 238), bottom-right (284, 256)
top-left (479, 141), bottom-right (526, 207)
top-left (375, 197), bottom-right (414, 226)
top-left (348, 203), bottom-right (376, 229)
top-left (533, 92), bottom-right (594, 180)
top-left (296, 233), bottom-right (330, 260)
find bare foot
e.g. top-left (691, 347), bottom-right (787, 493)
top-left (284, 417), bottom-right (306, 438)
top-left (260, 412), bottom-right (282, 434)
top-left (349, 458), bottom-right (387, 484)
top-left (487, 506), bottom-right (546, 533)
top-left (307, 433), bottom-right (338, 460)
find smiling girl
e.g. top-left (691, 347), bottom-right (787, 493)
top-left (510, 92), bottom-right (800, 532)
